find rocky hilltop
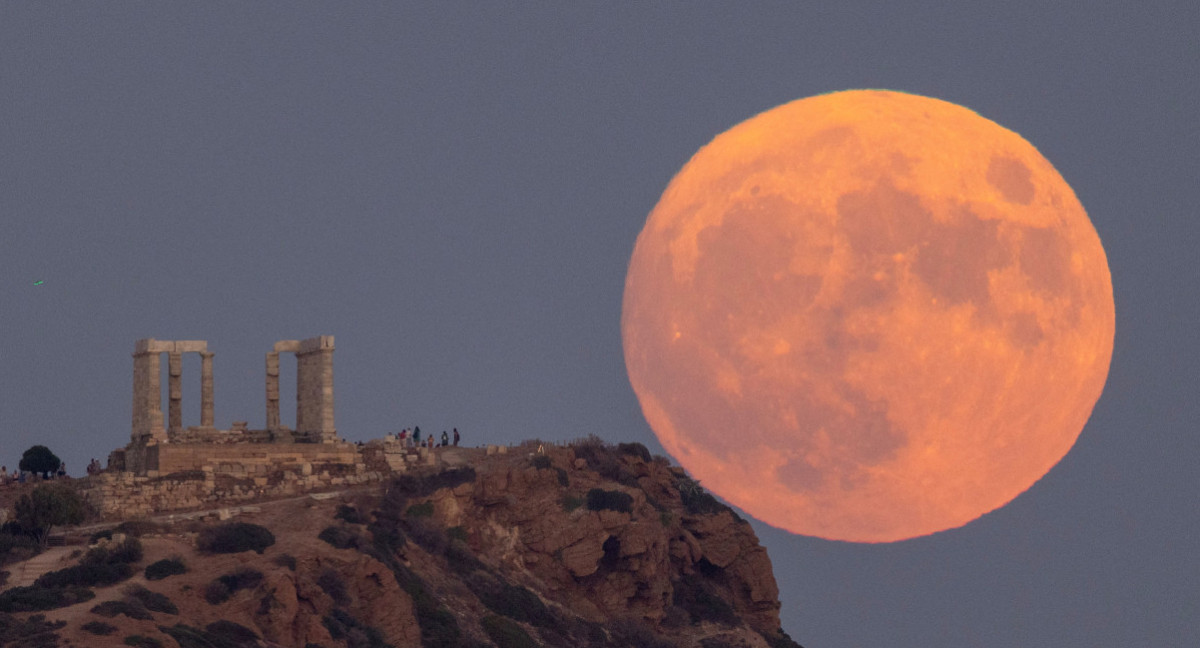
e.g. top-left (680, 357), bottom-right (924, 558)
top-left (0, 439), bottom-right (804, 648)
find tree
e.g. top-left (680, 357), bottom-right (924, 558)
top-left (18, 445), bottom-right (61, 478)
top-left (15, 483), bottom-right (85, 546)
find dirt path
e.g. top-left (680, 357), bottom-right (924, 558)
top-left (67, 487), bottom-right (354, 536)
top-left (3, 487), bottom-right (354, 592)
top-left (7, 545), bottom-right (78, 588)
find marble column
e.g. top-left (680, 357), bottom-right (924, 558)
top-left (296, 336), bottom-right (335, 442)
top-left (131, 349), bottom-right (164, 440)
top-left (168, 351), bottom-right (182, 432)
top-left (200, 351), bottom-right (214, 427)
top-left (265, 352), bottom-right (280, 429)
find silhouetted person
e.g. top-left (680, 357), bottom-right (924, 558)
top-left (413, 427), bottom-right (421, 446)
top-left (453, 428), bottom-right (460, 446)
top-left (441, 431), bottom-right (449, 447)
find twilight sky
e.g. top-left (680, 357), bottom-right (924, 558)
top-left (2, 4), bottom-right (1196, 646)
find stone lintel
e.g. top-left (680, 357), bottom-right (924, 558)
top-left (273, 340), bottom-right (301, 353)
top-left (134, 338), bottom-right (175, 354)
top-left (175, 340), bottom-right (208, 353)
top-left (133, 339), bottom-right (209, 354)
top-left (298, 335), bottom-right (334, 354)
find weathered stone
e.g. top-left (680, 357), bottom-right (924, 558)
top-left (561, 534), bottom-right (607, 577)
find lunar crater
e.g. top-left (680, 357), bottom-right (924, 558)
top-left (987, 155), bottom-right (1036, 204)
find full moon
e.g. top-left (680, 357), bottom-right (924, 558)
top-left (622, 90), bottom-right (1114, 542)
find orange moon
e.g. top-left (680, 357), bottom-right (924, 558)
top-left (622, 90), bottom-right (1114, 543)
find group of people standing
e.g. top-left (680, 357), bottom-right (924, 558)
top-left (0, 464), bottom-right (67, 484)
top-left (395, 427), bottom-right (460, 449)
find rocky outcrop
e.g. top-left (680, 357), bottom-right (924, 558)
top-left (26, 439), bottom-right (800, 648)
top-left (422, 441), bottom-right (785, 635)
top-left (254, 552), bottom-right (420, 647)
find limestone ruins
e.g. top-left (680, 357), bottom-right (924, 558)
top-left (114, 335), bottom-right (355, 476)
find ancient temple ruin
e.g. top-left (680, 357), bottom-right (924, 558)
top-left (116, 335), bottom-right (356, 476)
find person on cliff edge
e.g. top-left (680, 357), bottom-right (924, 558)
top-left (441, 430), bottom-right (449, 447)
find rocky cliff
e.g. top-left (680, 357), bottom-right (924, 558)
top-left (1, 439), bottom-right (804, 648)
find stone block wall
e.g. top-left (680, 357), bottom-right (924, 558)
top-left (85, 438), bottom-right (468, 520)
top-left (80, 462), bottom-right (385, 520)
top-left (152, 441), bottom-right (361, 477)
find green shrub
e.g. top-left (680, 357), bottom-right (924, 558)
top-left (473, 578), bottom-right (556, 628)
top-left (0, 585), bottom-right (94, 612)
top-left (34, 561), bottom-right (133, 588)
top-left (123, 634), bottom-right (163, 648)
top-left (196, 522), bottom-right (275, 555)
top-left (272, 553), bottom-right (297, 571)
top-left (405, 501), bottom-right (434, 518)
top-left (678, 477), bottom-right (727, 516)
top-left (316, 568), bottom-right (349, 605)
top-left (389, 467), bottom-right (476, 498)
top-left (370, 555), bottom-right (461, 648)
top-left (0, 612), bottom-right (65, 643)
top-left (115, 520), bottom-right (164, 538)
top-left (404, 517), bottom-right (448, 554)
top-left (531, 455), bottom-right (552, 470)
top-left (758, 627), bottom-right (806, 648)
top-left (205, 567), bottom-right (264, 605)
top-left (156, 624), bottom-right (220, 648)
top-left (0, 534), bottom-right (41, 569)
top-left (367, 519), bottom-right (406, 556)
top-left (335, 505), bottom-right (366, 525)
top-left (573, 438), bottom-right (639, 487)
top-left (88, 537), bottom-right (144, 565)
top-left (125, 585), bottom-right (178, 615)
top-left (91, 599), bottom-right (152, 620)
top-left (660, 511), bottom-right (674, 527)
top-left (0, 612), bottom-right (66, 645)
top-left (13, 482), bottom-right (86, 546)
top-left (222, 568), bottom-right (263, 591)
top-left (366, 483), bottom-right (412, 557)
top-left (89, 530), bottom-right (114, 543)
top-left (81, 620), bottom-right (117, 635)
top-left (608, 617), bottom-right (673, 648)
top-left (203, 581), bottom-right (231, 605)
top-left (205, 620), bottom-right (261, 646)
top-left (318, 525), bottom-right (360, 550)
top-left (554, 467), bottom-right (568, 487)
top-left (585, 488), bottom-right (633, 514)
top-left (320, 609), bottom-right (389, 648)
top-left (672, 573), bottom-right (738, 626)
top-left (144, 557), bottom-right (186, 581)
top-left (481, 615), bottom-right (538, 648)
top-left (445, 540), bottom-right (485, 576)
top-left (18, 446), bottom-right (61, 478)
top-left (561, 496), bottom-right (584, 512)
top-left (617, 442), bottom-right (652, 463)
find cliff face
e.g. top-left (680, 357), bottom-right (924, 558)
top-left (19, 440), bottom-right (803, 648)
top-left (430, 442), bottom-right (783, 634)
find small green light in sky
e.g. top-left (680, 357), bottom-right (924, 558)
top-left (33, 280), bottom-right (44, 286)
